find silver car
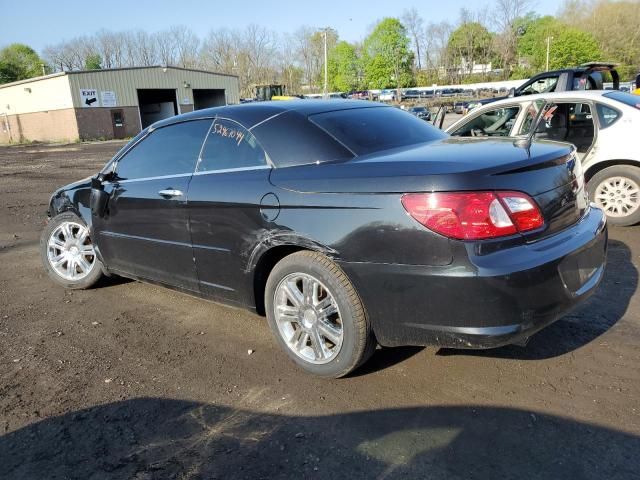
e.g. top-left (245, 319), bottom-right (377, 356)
top-left (446, 90), bottom-right (640, 226)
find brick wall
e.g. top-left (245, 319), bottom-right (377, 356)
top-left (0, 109), bottom-right (79, 143)
top-left (75, 106), bottom-right (141, 141)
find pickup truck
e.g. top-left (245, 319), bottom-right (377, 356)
top-left (476, 62), bottom-right (619, 108)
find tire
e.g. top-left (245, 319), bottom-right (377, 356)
top-left (587, 165), bottom-right (640, 227)
top-left (40, 211), bottom-right (104, 289)
top-left (264, 251), bottom-right (375, 378)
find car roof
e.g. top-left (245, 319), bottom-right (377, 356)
top-left (533, 63), bottom-right (616, 77)
top-left (475, 90), bottom-right (612, 108)
top-left (151, 100), bottom-right (386, 130)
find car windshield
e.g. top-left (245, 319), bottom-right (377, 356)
top-left (310, 106), bottom-right (447, 156)
top-left (604, 91), bottom-right (640, 109)
top-left (411, 107), bottom-right (426, 112)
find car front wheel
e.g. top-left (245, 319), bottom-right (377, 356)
top-left (265, 251), bottom-right (375, 378)
top-left (588, 165), bottom-right (640, 227)
top-left (40, 211), bottom-right (104, 289)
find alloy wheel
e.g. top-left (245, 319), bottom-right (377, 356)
top-left (47, 221), bottom-right (96, 281)
top-left (273, 272), bottom-right (343, 364)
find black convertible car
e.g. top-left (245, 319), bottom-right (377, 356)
top-left (41, 101), bottom-right (607, 377)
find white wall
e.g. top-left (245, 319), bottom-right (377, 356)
top-left (0, 74), bottom-right (73, 115)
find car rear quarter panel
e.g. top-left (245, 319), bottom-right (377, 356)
top-left (589, 111), bottom-right (640, 164)
top-left (269, 188), bottom-right (453, 267)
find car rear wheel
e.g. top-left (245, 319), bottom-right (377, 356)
top-left (265, 251), bottom-right (375, 378)
top-left (40, 211), bottom-right (104, 289)
top-left (588, 165), bottom-right (640, 227)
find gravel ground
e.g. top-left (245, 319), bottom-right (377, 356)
top-left (0, 139), bottom-right (639, 480)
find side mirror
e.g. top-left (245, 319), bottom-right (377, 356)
top-left (508, 87), bottom-right (516, 98)
top-left (90, 173), bottom-right (109, 217)
top-left (90, 173), bottom-right (104, 189)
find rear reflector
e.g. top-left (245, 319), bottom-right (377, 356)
top-left (401, 191), bottom-right (544, 240)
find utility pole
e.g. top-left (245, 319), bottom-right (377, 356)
top-left (321, 28), bottom-right (329, 99)
top-left (545, 36), bottom-right (553, 71)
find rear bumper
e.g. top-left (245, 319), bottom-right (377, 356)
top-left (338, 206), bottom-right (607, 348)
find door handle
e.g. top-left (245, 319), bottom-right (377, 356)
top-left (158, 189), bottom-right (183, 198)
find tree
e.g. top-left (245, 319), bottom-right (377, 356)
top-left (292, 26), bottom-right (338, 91)
top-left (560, 0), bottom-right (640, 80)
top-left (84, 53), bottom-right (102, 70)
top-left (169, 25), bottom-right (200, 68)
top-left (0, 44), bottom-right (44, 84)
top-left (517, 16), bottom-right (601, 71)
top-left (402, 7), bottom-right (424, 70)
top-left (362, 18), bottom-right (414, 90)
top-left (200, 25), bottom-right (282, 97)
top-left (423, 21), bottom-right (453, 78)
top-left (492, 0), bottom-right (532, 76)
top-left (448, 22), bottom-right (493, 76)
top-left (327, 41), bottom-right (359, 92)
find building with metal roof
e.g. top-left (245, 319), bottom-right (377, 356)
top-left (0, 66), bottom-right (239, 143)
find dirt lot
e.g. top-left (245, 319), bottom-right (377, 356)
top-left (1, 140), bottom-right (639, 479)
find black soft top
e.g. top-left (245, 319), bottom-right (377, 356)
top-left (151, 100), bottom-right (386, 131)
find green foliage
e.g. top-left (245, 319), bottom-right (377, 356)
top-left (327, 41), bottom-right (359, 92)
top-left (415, 70), bottom-right (439, 87)
top-left (560, 1), bottom-right (640, 82)
top-left (447, 22), bottom-right (493, 65)
top-left (84, 53), bottom-right (102, 70)
top-left (0, 43), bottom-right (43, 84)
top-left (509, 64), bottom-right (535, 80)
top-left (309, 28), bottom-right (338, 88)
top-left (517, 16), bottom-right (601, 71)
top-left (362, 18), bottom-right (414, 89)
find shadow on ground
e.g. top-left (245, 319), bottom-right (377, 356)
top-left (437, 239), bottom-right (636, 361)
top-left (0, 398), bottom-right (637, 480)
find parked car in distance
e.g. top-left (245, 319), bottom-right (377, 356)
top-left (42, 101), bottom-right (607, 377)
top-left (348, 90), bottom-right (370, 100)
top-left (403, 89), bottom-right (420, 99)
top-left (379, 89), bottom-right (399, 101)
top-left (407, 106), bottom-right (432, 120)
top-left (446, 90), bottom-right (640, 226)
top-left (453, 101), bottom-right (468, 114)
top-left (403, 89), bottom-right (432, 99)
top-left (436, 88), bottom-right (457, 98)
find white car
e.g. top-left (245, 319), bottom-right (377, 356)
top-left (446, 90), bottom-right (640, 226)
top-left (379, 89), bottom-right (399, 102)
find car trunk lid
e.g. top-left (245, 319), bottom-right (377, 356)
top-left (270, 137), bottom-right (588, 239)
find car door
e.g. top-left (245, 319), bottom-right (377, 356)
top-left (512, 99), bottom-right (546, 137)
top-left (93, 119), bottom-right (213, 290)
top-left (187, 118), bottom-right (272, 305)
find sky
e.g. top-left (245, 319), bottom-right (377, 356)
top-left (1, 0), bottom-right (560, 53)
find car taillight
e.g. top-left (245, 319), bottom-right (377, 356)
top-left (401, 191), bottom-right (544, 240)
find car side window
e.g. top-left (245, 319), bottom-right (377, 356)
top-left (115, 120), bottom-right (212, 180)
top-left (520, 76), bottom-right (558, 95)
top-left (596, 103), bottom-right (620, 128)
top-left (451, 106), bottom-right (520, 137)
top-left (197, 118), bottom-right (267, 172)
top-left (517, 100), bottom-right (546, 136)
